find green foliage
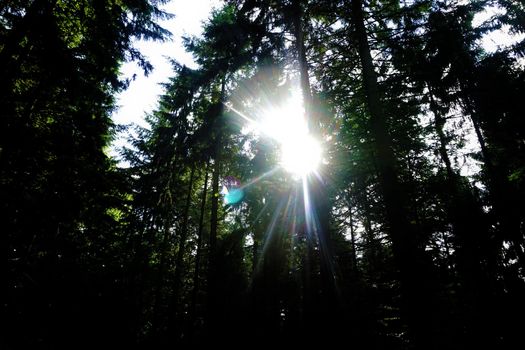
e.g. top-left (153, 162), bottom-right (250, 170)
top-left (2, 0), bottom-right (170, 348)
top-left (4, 0), bottom-right (525, 348)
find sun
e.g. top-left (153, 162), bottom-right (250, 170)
top-left (226, 90), bottom-right (322, 177)
top-left (280, 134), bottom-right (321, 176)
top-left (260, 92), bottom-right (322, 177)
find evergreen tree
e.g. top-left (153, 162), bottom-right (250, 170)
top-left (4, 0), bottom-right (524, 348)
top-left (3, 1), bottom-right (170, 348)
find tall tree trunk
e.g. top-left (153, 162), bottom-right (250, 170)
top-left (150, 216), bottom-right (173, 341)
top-left (169, 164), bottom-right (196, 337)
top-left (291, 0), bottom-right (313, 123)
top-left (189, 161), bottom-right (210, 338)
top-left (350, 0), bottom-right (436, 346)
top-left (427, 85), bottom-right (455, 180)
top-left (347, 201), bottom-right (358, 272)
top-left (207, 76), bottom-right (226, 336)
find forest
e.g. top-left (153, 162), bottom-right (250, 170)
top-left (3, 0), bottom-right (525, 348)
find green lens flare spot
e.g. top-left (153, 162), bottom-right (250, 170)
top-left (224, 188), bottom-right (244, 205)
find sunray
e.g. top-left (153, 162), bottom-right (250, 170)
top-left (302, 176), bottom-right (318, 242)
top-left (226, 91), bottom-right (335, 295)
top-left (279, 187), bottom-right (297, 235)
top-left (301, 176), bottom-right (340, 295)
top-left (224, 102), bottom-right (259, 128)
top-left (252, 193), bottom-right (290, 277)
top-left (251, 199), bottom-right (271, 226)
top-left (238, 167), bottom-right (280, 191)
top-left (289, 186), bottom-right (301, 271)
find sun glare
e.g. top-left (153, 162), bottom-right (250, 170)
top-left (260, 92), bottom-right (322, 177)
top-left (226, 90), bottom-right (322, 178)
top-left (280, 134), bottom-right (321, 176)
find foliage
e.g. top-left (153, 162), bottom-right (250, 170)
top-left (4, 0), bottom-right (525, 348)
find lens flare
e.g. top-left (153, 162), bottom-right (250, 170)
top-left (225, 87), bottom-right (338, 298)
top-left (280, 135), bottom-right (321, 177)
top-left (224, 188), bottom-right (244, 205)
top-left (259, 92), bottom-right (322, 177)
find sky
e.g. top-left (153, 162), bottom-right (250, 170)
top-left (110, 0), bottom-right (222, 158)
top-left (110, 1), bottom-right (523, 161)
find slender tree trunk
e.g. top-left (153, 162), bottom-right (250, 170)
top-left (207, 76), bottom-right (226, 336)
top-left (348, 203), bottom-right (358, 272)
top-left (209, 78), bottom-right (226, 265)
top-left (209, 157), bottom-right (220, 265)
top-left (350, 0), bottom-right (436, 346)
top-left (152, 159), bottom-right (183, 326)
top-left (291, 0), bottom-right (313, 122)
top-left (169, 164), bottom-right (196, 338)
top-left (151, 216), bottom-right (173, 336)
top-left (427, 86), bottom-right (455, 180)
top-left (363, 208), bottom-right (376, 269)
top-left (252, 232), bottom-right (260, 273)
top-left (189, 161), bottom-right (210, 338)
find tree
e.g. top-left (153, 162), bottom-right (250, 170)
top-left (3, 1), bottom-right (170, 348)
top-left (5, 0), bottom-right (525, 348)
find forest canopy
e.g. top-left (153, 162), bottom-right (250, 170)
top-left (3, 0), bottom-right (525, 349)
